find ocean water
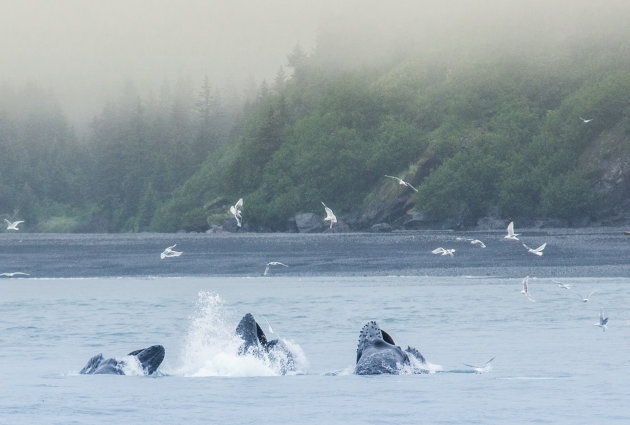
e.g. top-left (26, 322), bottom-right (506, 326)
top-left (1, 231), bottom-right (629, 424)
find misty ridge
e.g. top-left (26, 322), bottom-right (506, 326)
top-left (1, 0), bottom-right (630, 233)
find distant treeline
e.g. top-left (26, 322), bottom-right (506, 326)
top-left (2, 33), bottom-right (630, 232)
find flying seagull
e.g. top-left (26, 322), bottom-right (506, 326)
top-left (523, 242), bottom-right (547, 256)
top-left (579, 117), bottom-right (593, 123)
top-left (321, 202), bottom-right (337, 229)
top-left (432, 247), bottom-right (455, 256)
top-left (4, 219), bottom-right (24, 231)
top-left (264, 261), bottom-right (289, 276)
top-left (593, 309), bottom-right (608, 332)
top-left (230, 198), bottom-right (243, 227)
top-left (521, 276), bottom-right (535, 302)
top-left (160, 244), bottom-right (183, 259)
top-left (464, 356), bottom-right (496, 373)
top-left (0, 272), bottom-right (30, 277)
top-left (504, 221), bottom-right (519, 241)
top-left (577, 290), bottom-right (597, 303)
top-left (455, 237), bottom-right (486, 248)
top-left (552, 280), bottom-right (571, 290)
top-left (384, 175), bottom-right (418, 192)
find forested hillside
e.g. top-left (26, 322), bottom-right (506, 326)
top-left (2, 10), bottom-right (630, 232)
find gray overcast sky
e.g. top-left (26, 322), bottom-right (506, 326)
top-left (1, 0), bottom-right (629, 125)
top-left (0, 0), bottom-right (351, 123)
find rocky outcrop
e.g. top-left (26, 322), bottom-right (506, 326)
top-left (580, 123), bottom-right (630, 225)
top-left (295, 213), bottom-right (324, 233)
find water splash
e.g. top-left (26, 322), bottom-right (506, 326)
top-left (173, 291), bottom-right (307, 377)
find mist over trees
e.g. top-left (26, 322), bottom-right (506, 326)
top-left (2, 1), bottom-right (630, 232)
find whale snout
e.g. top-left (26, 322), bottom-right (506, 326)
top-left (132, 345), bottom-right (165, 375)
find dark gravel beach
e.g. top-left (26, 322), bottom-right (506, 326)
top-left (0, 228), bottom-right (629, 278)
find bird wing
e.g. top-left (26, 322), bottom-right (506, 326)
top-left (384, 175), bottom-right (400, 182)
top-left (534, 243), bottom-right (547, 252)
top-left (522, 243), bottom-right (531, 251)
top-left (3, 219), bottom-right (10, 225)
top-left (229, 206), bottom-right (236, 215)
top-left (235, 198), bottom-right (243, 209)
top-left (406, 182), bottom-right (419, 192)
top-left (432, 247), bottom-right (445, 254)
top-left (507, 221), bottom-right (514, 235)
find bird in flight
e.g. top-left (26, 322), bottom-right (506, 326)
top-left (523, 242), bottom-right (547, 256)
top-left (432, 247), bottom-right (455, 256)
top-left (552, 280), bottom-right (571, 290)
top-left (321, 202), bottom-right (337, 229)
top-left (230, 198), bottom-right (243, 227)
top-left (0, 272), bottom-right (29, 277)
top-left (384, 175), bottom-right (418, 192)
top-left (593, 309), bottom-right (608, 332)
top-left (456, 237), bottom-right (486, 248)
top-left (577, 290), bottom-right (597, 302)
top-left (160, 244), bottom-right (183, 259)
top-left (464, 356), bottom-right (496, 373)
top-left (4, 219), bottom-right (24, 231)
top-left (579, 117), bottom-right (593, 123)
top-left (504, 221), bottom-right (519, 241)
top-left (264, 261), bottom-right (289, 276)
top-left (521, 276), bottom-right (535, 302)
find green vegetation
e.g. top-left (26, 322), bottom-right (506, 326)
top-left (2, 30), bottom-right (630, 232)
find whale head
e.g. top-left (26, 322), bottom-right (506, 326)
top-left (127, 345), bottom-right (165, 375)
top-left (355, 321), bottom-right (411, 375)
top-left (235, 313), bottom-right (269, 354)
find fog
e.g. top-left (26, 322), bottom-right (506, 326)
top-left (2, 0), bottom-right (629, 127)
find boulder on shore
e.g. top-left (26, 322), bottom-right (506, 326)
top-left (295, 213), bottom-right (324, 233)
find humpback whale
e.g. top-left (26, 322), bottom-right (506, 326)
top-left (235, 313), bottom-right (295, 374)
top-left (355, 321), bottom-right (426, 375)
top-left (80, 345), bottom-right (165, 375)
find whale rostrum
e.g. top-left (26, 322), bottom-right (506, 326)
top-left (355, 321), bottom-right (426, 375)
top-left (80, 345), bottom-right (165, 375)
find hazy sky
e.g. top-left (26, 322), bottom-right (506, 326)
top-left (2, 0), bottom-right (629, 125)
top-left (0, 0), bottom-right (346, 123)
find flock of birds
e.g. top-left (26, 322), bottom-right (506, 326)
top-left (2, 162), bottom-right (609, 331)
top-left (431, 220), bottom-right (608, 331)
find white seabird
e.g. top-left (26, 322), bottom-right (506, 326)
top-left (552, 280), bottom-right (571, 290)
top-left (264, 261), bottom-right (289, 276)
top-left (321, 202), bottom-right (337, 229)
top-left (0, 272), bottom-right (30, 277)
top-left (594, 309), bottom-right (608, 332)
top-left (464, 356), bottom-right (496, 373)
top-left (579, 117), bottom-right (593, 123)
top-left (4, 219), bottom-right (24, 231)
top-left (504, 221), bottom-right (519, 241)
top-left (523, 242), bottom-right (547, 256)
top-left (577, 290), bottom-right (596, 303)
top-left (432, 247), bottom-right (455, 256)
top-left (455, 237), bottom-right (486, 248)
top-left (230, 198), bottom-right (243, 227)
top-left (384, 175), bottom-right (418, 192)
top-left (521, 276), bottom-right (535, 302)
top-left (160, 244), bottom-right (183, 259)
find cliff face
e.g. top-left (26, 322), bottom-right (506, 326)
top-left (580, 123), bottom-right (630, 225)
top-left (358, 123), bottom-right (630, 231)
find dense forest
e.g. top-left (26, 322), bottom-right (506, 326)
top-left (2, 22), bottom-right (630, 232)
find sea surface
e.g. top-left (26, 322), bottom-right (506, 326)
top-left (1, 229), bottom-right (629, 424)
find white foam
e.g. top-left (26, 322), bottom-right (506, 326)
top-left (172, 291), bottom-right (307, 377)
